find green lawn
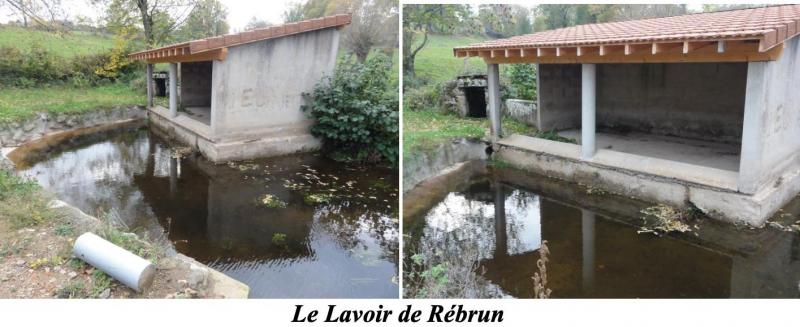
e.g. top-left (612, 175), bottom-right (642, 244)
top-left (403, 109), bottom-right (536, 158)
top-left (411, 34), bottom-right (489, 84)
top-left (0, 84), bottom-right (146, 122)
top-left (0, 26), bottom-right (113, 57)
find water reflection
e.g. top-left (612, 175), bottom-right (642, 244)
top-left (406, 167), bottom-right (800, 298)
top-left (14, 125), bottom-right (399, 298)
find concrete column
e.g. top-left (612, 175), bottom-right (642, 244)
top-left (738, 61), bottom-right (767, 194)
top-left (535, 63), bottom-right (542, 129)
top-left (169, 62), bottom-right (178, 118)
top-left (487, 63), bottom-right (502, 145)
top-left (581, 64), bottom-right (596, 159)
top-left (494, 183), bottom-right (507, 258)
top-left (146, 64), bottom-right (154, 108)
top-left (581, 209), bottom-right (596, 293)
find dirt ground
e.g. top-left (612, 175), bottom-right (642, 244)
top-left (0, 211), bottom-right (217, 299)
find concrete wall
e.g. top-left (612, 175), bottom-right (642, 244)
top-left (180, 61), bottom-right (213, 107)
top-left (538, 62), bottom-right (748, 143)
top-left (210, 27), bottom-right (340, 140)
top-left (538, 64), bottom-right (581, 131)
top-left (739, 37), bottom-right (800, 194)
top-left (597, 63), bottom-right (747, 142)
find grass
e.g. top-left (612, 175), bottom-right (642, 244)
top-left (0, 83), bottom-right (146, 123)
top-left (411, 34), bottom-right (489, 84)
top-left (403, 109), bottom-right (537, 158)
top-left (0, 171), bottom-right (58, 229)
top-left (0, 26), bottom-right (113, 58)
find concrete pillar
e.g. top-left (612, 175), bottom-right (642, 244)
top-left (581, 64), bottom-right (597, 159)
top-left (535, 63), bottom-right (542, 129)
top-left (487, 63), bottom-right (502, 145)
top-left (581, 209), bottom-right (596, 293)
top-left (146, 64), bottom-right (154, 108)
top-left (494, 183), bottom-right (507, 258)
top-left (169, 62), bottom-right (178, 118)
top-left (738, 61), bottom-right (767, 194)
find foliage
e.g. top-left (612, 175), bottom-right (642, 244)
top-left (259, 194), bottom-right (287, 209)
top-left (0, 171), bottom-right (58, 229)
top-left (94, 29), bottom-right (135, 79)
top-left (174, 0), bottom-right (229, 42)
top-left (343, 0), bottom-right (398, 62)
top-left (534, 130), bottom-right (576, 144)
top-left (403, 82), bottom-right (443, 111)
top-left (504, 63), bottom-right (536, 100)
top-left (403, 4), bottom-right (471, 78)
top-left (271, 233), bottom-right (287, 246)
top-left (303, 53), bottom-right (398, 164)
top-left (56, 281), bottom-right (87, 299)
top-left (90, 270), bottom-right (113, 298)
top-left (404, 34), bottom-right (487, 86)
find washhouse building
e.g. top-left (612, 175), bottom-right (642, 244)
top-left (128, 14), bottom-right (351, 162)
top-left (453, 5), bottom-right (800, 225)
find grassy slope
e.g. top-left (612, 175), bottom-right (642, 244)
top-left (403, 109), bottom-right (535, 158)
top-left (0, 84), bottom-right (147, 122)
top-left (0, 26), bottom-right (114, 57)
top-left (0, 26), bottom-right (145, 122)
top-left (412, 34), bottom-right (488, 84)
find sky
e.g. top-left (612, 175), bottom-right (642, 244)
top-left (1, 1), bottom-right (706, 31)
top-left (0, 0), bottom-right (299, 31)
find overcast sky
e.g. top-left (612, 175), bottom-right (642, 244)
top-left (0, 0), bottom-right (298, 31)
top-left (1, 1), bottom-right (705, 32)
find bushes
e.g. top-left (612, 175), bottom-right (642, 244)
top-left (0, 40), bottom-right (139, 88)
top-left (303, 53), bottom-right (399, 165)
top-left (504, 63), bottom-right (537, 101)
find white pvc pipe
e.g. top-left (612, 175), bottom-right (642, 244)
top-left (581, 63), bottom-right (597, 159)
top-left (73, 232), bottom-right (155, 292)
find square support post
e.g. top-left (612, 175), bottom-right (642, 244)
top-left (581, 64), bottom-right (597, 159)
top-left (146, 64), bottom-right (154, 108)
top-left (487, 63), bottom-right (502, 145)
top-left (738, 62), bottom-right (767, 194)
top-left (169, 62), bottom-right (178, 118)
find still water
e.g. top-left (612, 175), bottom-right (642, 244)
top-left (404, 163), bottom-right (800, 298)
top-left (12, 122), bottom-right (399, 298)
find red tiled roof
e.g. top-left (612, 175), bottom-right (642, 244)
top-left (129, 14), bottom-right (351, 61)
top-left (455, 5), bottom-right (800, 53)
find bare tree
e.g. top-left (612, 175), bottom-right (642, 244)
top-left (344, 0), bottom-right (398, 62)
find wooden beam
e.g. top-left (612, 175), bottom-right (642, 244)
top-left (146, 48), bottom-right (228, 64)
top-left (483, 40), bottom-right (783, 64)
top-left (652, 42), bottom-right (682, 55)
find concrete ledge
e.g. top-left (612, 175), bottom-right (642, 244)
top-left (148, 107), bottom-right (320, 163)
top-left (496, 136), bottom-right (800, 226)
top-left (499, 134), bottom-right (738, 191)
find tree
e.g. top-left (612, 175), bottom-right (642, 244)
top-left (3, 0), bottom-right (66, 30)
top-left (97, 0), bottom-right (197, 48)
top-left (403, 4), bottom-right (469, 80)
top-left (243, 16), bottom-right (270, 31)
top-left (175, 0), bottom-right (228, 41)
top-left (343, 0), bottom-right (398, 62)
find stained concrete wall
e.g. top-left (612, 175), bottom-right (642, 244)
top-left (597, 63), bottom-right (747, 142)
top-left (538, 64), bottom-right (581, 131)
top-left (739, 37), bottom-right (800, 194)
top-left (538, 62), bottom-right (748, 143)
top-left (210, 27), bottom-right (339, 140)
top-left (180, 61), bottom-right (213, 107)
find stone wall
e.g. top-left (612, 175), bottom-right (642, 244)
top-left (0, 106), bottom-right (146, 147)
top-left (504, 99), bottom-right (537, 127)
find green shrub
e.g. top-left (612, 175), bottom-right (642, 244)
top-left (504, 63), bottom-right (537, 100)
top-left (404, 82), bottom-right (444, 112)
top-left (303, 53), bottom-right (399, 164)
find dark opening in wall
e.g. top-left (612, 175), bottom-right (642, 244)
top-left (464, 87), bottom-right (487, 118)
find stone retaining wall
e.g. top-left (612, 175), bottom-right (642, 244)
top-left (0, 106), bottom-right (146, 147)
